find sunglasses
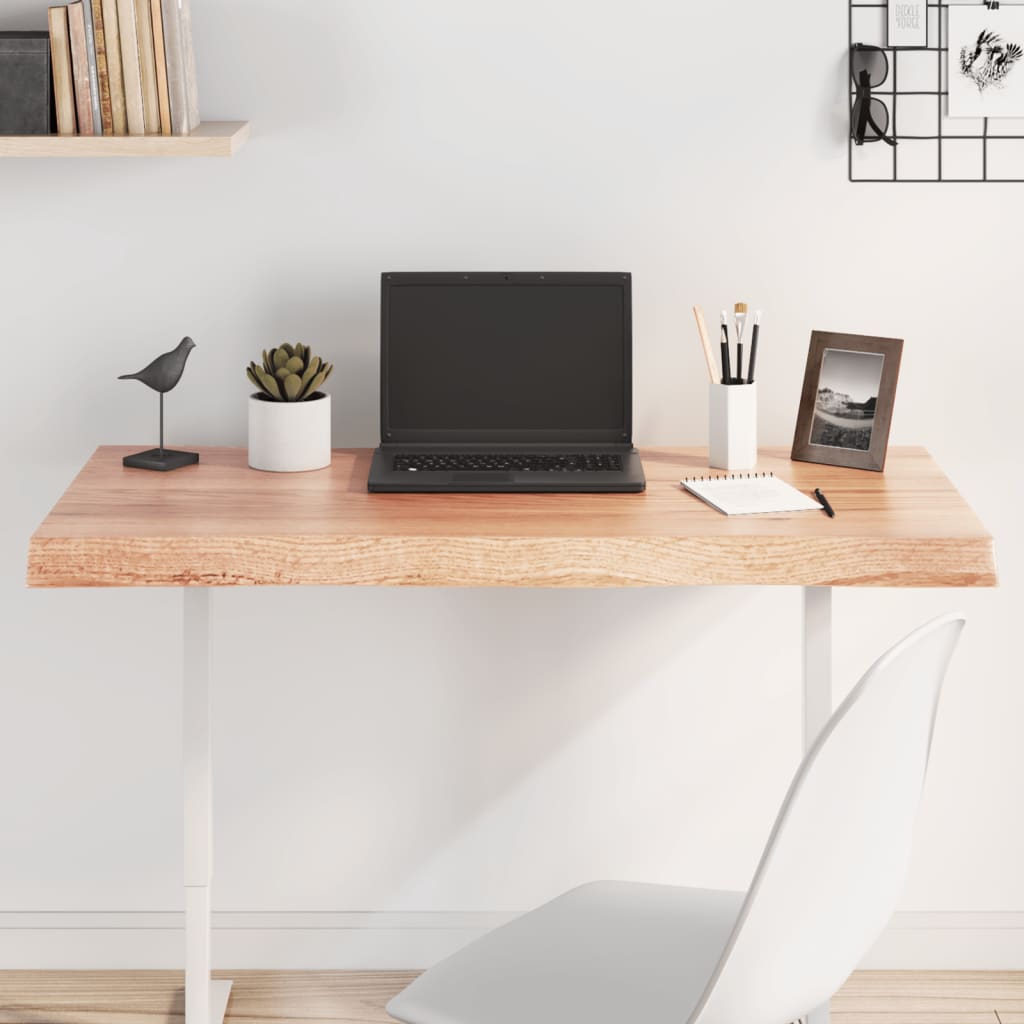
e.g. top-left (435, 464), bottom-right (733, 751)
top-left (850, 43), bottom-right (897, 147)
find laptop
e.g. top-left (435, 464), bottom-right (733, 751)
top-left (367, 272), bottom-right (646, 493)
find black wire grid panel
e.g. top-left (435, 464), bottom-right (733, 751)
top-left (849, 1), bottom-right (1024, 181)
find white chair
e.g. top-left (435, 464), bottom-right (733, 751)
top-left (387, 613), bottom-right (965, 1024)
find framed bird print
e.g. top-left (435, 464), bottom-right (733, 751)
top-left (949, 5), bottom-right (1024, 117)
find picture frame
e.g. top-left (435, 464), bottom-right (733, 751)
top-left (791, 331), bottom-right (903, 472)
top-left (948, 5), bottom-right (1024, 119)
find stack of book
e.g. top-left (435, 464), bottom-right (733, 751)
top-left (47, 0), bottom-right (199, 137)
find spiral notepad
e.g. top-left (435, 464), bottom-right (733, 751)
top-left (680, 472), bottom-right (823, 516)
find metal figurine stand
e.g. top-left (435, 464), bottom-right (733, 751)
top-left (850, 0), bottom-right (1024, 182)
top-left (123, 393), bottom-right (201, 471)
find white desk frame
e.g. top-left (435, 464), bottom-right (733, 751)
top-left (183, 590), bottom-right (232, 1024)
top-left (179, 585), bottom-right (836, 1024)
top-left (802, 586), bottom-right (833, 1024)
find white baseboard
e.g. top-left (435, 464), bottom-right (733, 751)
top-left (861, 912), bottom-right (1024, 969)
top-left (0, 911), bottom-right (1021, 970)
top-left (0, 911), bottom-right (508, 970)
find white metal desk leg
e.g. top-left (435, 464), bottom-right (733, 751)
top-left (803, 585), bottom-right (833, 1024)
top-left (803, 586), bottom-right (833, 751)
top-left (183, 589), bottom-right (232, 1024)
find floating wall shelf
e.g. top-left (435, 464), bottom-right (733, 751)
top-left (0, 120), bottom-right (249, 158)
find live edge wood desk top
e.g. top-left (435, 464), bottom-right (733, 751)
top-left (26, 446), bottom-right (996, 589)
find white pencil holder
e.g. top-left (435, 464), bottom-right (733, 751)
top-left (709, 382), bottom-right (758, 470)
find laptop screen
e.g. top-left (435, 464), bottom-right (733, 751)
top-left (381, 274), bottom-right (631, 444)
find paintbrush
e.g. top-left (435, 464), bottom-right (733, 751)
top-left (720, 311), bottom-right (731, 384)
top-left (734, 302), bottom-right (748, 383)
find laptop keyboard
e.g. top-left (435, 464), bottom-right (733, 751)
top-left (393, 453), bottom-right (624, 473)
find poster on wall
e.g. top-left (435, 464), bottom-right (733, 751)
top-left (948, 5), bottom-right (1024, 116)
top-left (888, 0), bottom-right (928, 48)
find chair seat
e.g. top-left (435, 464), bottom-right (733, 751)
top-left (387, 881), bottom-right (745, 1024)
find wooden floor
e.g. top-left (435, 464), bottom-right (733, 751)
top-left (0, 970), bottom-right (1022, 1023)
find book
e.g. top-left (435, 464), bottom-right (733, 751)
top-left (149, 0), bottom-right (171, 134)
top-left (161, 0), bottom-right (199, 135)
top-left (159, 0), bottom-right (186, 133)
top-left (133, 0), bottom-right (160, 134)
top-left (48, 7), bottom-right (76, 134)
top-left (179, 0), bottom-right (200, 131)
top-left (79, 0), bottom-right (103, 134)
top-left (89, 0), bottom-right (112, 133)
top-left (115, 0), bottom-right (145, 135)
top-left (679, 472), bottom-right (824, 517)
top-left (66, 2), bottom-right (94, 135)
top-left (100, 0), bottom-right (128, 134)
top-left (0, 31), bottom-right (55, 135)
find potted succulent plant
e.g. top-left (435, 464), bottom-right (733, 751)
top-left (246, 344), bottom-right (334, 472)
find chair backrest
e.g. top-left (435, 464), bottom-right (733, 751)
top-left (688, 613), bottom-right (965, 1024)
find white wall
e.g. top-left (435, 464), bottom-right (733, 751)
top-left (1, 0), bottom-right (1021, 969)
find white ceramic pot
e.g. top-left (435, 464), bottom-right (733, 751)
top-left (248, 392), bottom-right (332, 472)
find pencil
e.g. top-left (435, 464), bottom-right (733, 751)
top-left (692, 306), bottom-right (717, 383)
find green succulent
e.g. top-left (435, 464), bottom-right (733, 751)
top-left (247, 343), bottom-right (334, 402)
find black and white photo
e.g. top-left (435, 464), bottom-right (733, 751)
top-left (809, 348), bottom-right (884, 452)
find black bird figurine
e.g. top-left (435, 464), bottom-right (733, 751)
top-left (119, 336), bottom-right (196, 392)
top-left (118, 337), bottom-right (200, 472)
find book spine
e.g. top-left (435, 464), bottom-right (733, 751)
top-left (133, 0), bottom-right (160, 134)
top-left (48, 6), bottom-right (77, 135)
top-left (178, 0), bottom-right (200, 132)
top-left (79, 0), bottom-right (104, 134)
top-left (100, 0), bottom-right (128, 135)
top-left (115, 0), bottom-right (145, 135)
top-left (159, 0), bottom-right (187, 135)
top-left (67, 2), bottom-right (94, 135)
top-left (90, 0), bottom-right (113, 134)
top-left (150, 0), bottom-right (172, 134)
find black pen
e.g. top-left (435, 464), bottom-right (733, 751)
top-left (746, 311), bottom-right (761, 384)
top-left (814, 488), bottom-right (835, 518)
top-left (720, 312), bottom-right (731, 384)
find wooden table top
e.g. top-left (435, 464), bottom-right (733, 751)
top-left (26, 446), bottom-right (996, 589)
